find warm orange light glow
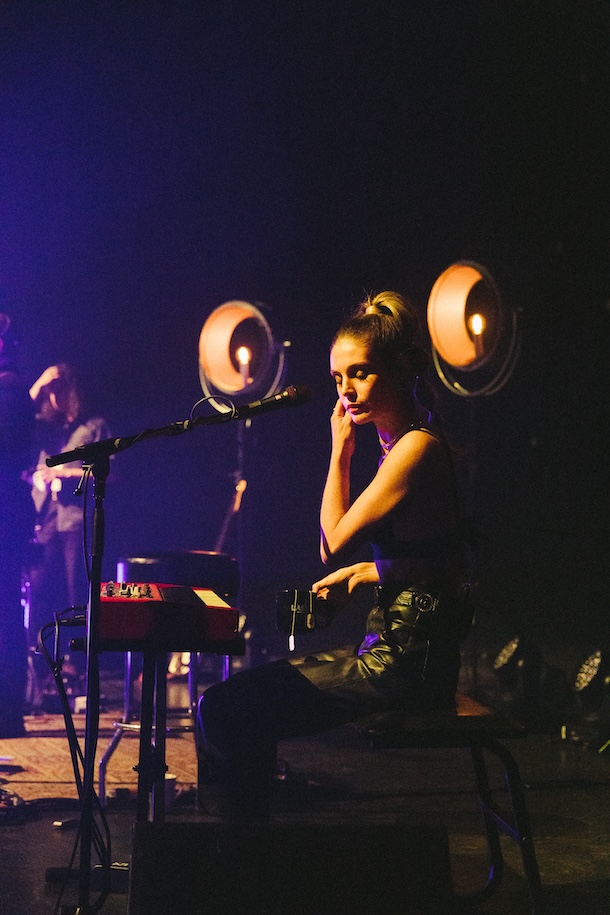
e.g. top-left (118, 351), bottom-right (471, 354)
top-left (236, 346), bottom-right (251, 366)
top-left (427, 264), bottom-right (484, 368)
top-left (199, 299), bottom-right (289, 410)
top-left (469, 313), bottom-right (485, 336)
top-left (427, 262), bottom-right (502, 371)
top-left (426, 262), bottom-right (518, 396)
top-left (236, 345), bottom-right (251, 388)
top-left (199, 301), bottom-right (273, 393)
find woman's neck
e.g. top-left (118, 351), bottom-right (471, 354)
top-left (377, 407), bottom-right (419, 456)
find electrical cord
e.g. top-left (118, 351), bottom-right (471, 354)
top-left (36, 611), bottom-right (112, 913)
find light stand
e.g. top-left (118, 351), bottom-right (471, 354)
top-left (214, 421), bottom-right (248, 555)
top-left (199, 299), bottom-right (289, 557)
top-left (199, 299), bottom-right (289, 665)
top-left (426, 262), bottom-right (520, 691)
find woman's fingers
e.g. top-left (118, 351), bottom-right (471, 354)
top-left (312, 566), bottom-right (351, 592)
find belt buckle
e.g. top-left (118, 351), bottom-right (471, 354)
top-left (414, 591), bottom-right (438, 614)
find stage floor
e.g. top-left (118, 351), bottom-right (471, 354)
top-left (0, 668), bottom-right (609, 914)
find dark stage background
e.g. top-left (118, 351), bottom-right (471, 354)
top-left (1, 1), bottom-right (608, 664)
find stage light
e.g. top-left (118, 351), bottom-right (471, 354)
top-left (558, 650), bottom-right (610, 750)
top-left (199, 300), bottom-right (289, 412)
top-left (493, 636), bottom-right (521, 677)
top-left (491, 636), bottom-right (544, 719)
top-left (426, 261), bottom-right (520, 397)
top-left (575, 650), bottom-right (602, 692)
top-left (572, 649), bottom-right (609, 713)
top-left (492, 636), bottom-right (539, 693)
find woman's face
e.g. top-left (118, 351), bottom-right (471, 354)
top-left (330, 334), bottom-right (403, 429)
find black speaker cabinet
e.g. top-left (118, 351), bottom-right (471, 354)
top-left (128, 820), bottom-right (455, 914)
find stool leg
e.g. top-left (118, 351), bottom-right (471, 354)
top-left (98, 727), bottom-right (123, 808)
top-left (188, 652), bottom-right (199, 715)
top-left (135, 652), bottom-right (156, 821)
top-left (98, 650), bottom-right (136, 807)
top-left (456, 743), bottom-right (505, 907)
top-left (483, 739), bottom-right (545, 914)
top-left (150, 652), bottom-right (168, 822)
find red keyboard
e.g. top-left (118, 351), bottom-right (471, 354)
top-left (98, 581), bottom-right (240, 648)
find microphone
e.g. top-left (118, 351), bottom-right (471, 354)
top-left (234, 384), bottom-right (312, 419)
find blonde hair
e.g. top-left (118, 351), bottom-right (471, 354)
top-left (333, 290), bottom-right (435, 417)
top-left (360, 290), bottom-right (417, 325)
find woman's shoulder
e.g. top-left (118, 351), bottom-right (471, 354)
top-left (388, 425), bottom-right (446, 462)
top-left (383, 425), bottom-right (456, 490)
top-left (403, 423), bottom-right (455, 459)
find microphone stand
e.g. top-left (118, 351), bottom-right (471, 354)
top-left (46, 410), bottom-right (233, 914)
top-left (46, 388), bottom-right (311, 912)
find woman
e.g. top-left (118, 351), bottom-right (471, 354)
top-left (196, 291), bottom-right (470, 819)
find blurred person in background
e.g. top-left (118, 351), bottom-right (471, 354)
top-left (25, 363), bottom-right (110, 680)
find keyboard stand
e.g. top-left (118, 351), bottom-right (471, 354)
top-left (98, 638), bottom-right (245, 819)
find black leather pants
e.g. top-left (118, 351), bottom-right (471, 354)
top-left (196, 586), bottom-right (461, 819)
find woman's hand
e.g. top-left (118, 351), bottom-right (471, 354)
top-left (330, 398), bottom-right (356, 460)
top-left (312, 562), bottom-right (380, 611)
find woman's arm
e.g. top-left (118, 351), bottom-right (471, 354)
top-left (319, 399), bottom-right (356, 561)
top-left (320, 426), bottom-right (438, 563)
top-left (29, 365), bottom-right (60, 402)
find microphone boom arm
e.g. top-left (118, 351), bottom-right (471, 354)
top-left (45, 410), bottom-right (230, 467)
top-left (46, 384), bottom-right (311, 468)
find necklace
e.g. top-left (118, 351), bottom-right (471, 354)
top-left (378, 424), bottom-right (413, 457)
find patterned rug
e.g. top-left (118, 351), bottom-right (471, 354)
top-left (0, 709), bottom-right (198, 803)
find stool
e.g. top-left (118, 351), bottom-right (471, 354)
top-left (133, 643), bottom-right (245, 821)
top-left (359, 692), bottom-right (544, 914)
top-left (98, 648), bottom-right (229, 809)
top-left (99, 637), bottom-right (245, 820)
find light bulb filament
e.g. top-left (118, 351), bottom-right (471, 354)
top-left (469, 313), bottom-right (485, 336)
top-left (236, 346), bottom-right (251, 388)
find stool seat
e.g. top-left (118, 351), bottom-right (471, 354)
top-left (359, 691), bottom-right (545, 914)
top-left (360, 692), bottom-right (527, 747)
